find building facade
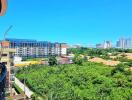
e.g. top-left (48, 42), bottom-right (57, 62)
top-left (116, 38), bottom-right (132, 49)
top-left (103, 41), bottom-right (112, 49)
top-left (5, 38), bottom-right (67, 58)
top-left (125, 38), bottom-right (131, 49)
top-left (96, 41), bottom-right (112, 49)
top-left (0, 49), bottom-right (16, 88)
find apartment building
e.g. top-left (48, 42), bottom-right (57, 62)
top-left (103, 41), bottom-right (112, 49)
top-left (116, 38), bottom-right (132, 49)
top-left (5, 38), bottom-right (67, 58)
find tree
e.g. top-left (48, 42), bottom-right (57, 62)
top-left (83, 55), bottom-right (88, 62)
top-left (73, 55), bottom-right (83, 65)
top-left (48, 56), bottom-right (57, 66)
top-left (111, 63), bottom-right (125, 76)
top-left (31, 94), bottom-right (38, 100)
top-left (16, 62), bottom-right (132, 99)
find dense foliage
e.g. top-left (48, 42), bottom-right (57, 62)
top-left (16, 62), bottom-right (132, 100)
top-left (68, 48), bottom-right (132, 56)
top-left (72, 55), bottom-right (84, 65)
top-left (48, 56), bottom-right (57, 66)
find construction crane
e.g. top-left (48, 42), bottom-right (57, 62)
top-left (0, 25), bottom-right (13, 61)
top-left (0, 0), bottom-right (7, 16)
top-left (0, 26), bottom-right (12, 100)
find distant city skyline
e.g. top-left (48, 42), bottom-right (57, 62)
top-left (71, 37), bottom-right (132, 49)
top-left (0, 0), bottom-right (132, 45)
top-left (1, 37), bottom-right (132, 48)
top-left (116, 38), bottom-right (132, 49)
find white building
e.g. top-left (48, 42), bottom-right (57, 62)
top-left (96, 41), bottom-right (112, 49)
top-left (4, 39), bottom-right (68, 58)
top-left (103, 41), bottom-right (112, 49)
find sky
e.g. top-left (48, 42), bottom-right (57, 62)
top-left (0, 0), bottom-right (132, 46)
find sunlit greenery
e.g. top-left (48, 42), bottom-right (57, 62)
top-left (68, 48), bottom-right (132, 57)
top-left (48, 56), bottom-right (57, 66)
top-left (16, 62), bottom-right (132, 100)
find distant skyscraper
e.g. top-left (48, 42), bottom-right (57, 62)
top-left (125, 38), bottom-right (131, 49)
top-left (96, 41), bottom-right (112, 49)
top-left (117, 38), bottom-right (125, 49)
top-left (103, 41), bottom-right (112, 49)
top-left (116, 38), bottom-right (131, 49)
top-left (116, 41), bottom-right (120, 47)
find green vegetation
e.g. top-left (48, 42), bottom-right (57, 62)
top-left (114, 56), bottom-right (131, 62)
top-left (13, 83), bottom-right (24, 94)
top-left (16, 62), bottom-right (132, 100)
top-left (68, 48), bottom-right (132, 59)
top-left (72, 55), bottom-right (84, 65)
top-left (6, 97), bottom-right (12, 100)
top-left (31, 93), bottom-right (40, 100)
top-left (69, 48), bottom-right (132, 66)
top-left (48, 56), bottom-right (57, 66)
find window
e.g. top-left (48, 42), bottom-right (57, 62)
top-left (2, 62), bottom-right (7, 65)
top-left (2, 54), bottom-right (7, 56)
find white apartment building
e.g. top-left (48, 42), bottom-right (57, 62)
top-left (4, 38), bottom-right (67, 58)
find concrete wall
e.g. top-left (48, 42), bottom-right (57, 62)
top-left (15, 77), bottom-right (33, 98)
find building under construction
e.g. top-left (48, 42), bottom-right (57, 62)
top-left (4, 38), bottom-right (67, 58)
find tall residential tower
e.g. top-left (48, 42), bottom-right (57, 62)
top-left (116, 38), bottom-right (131, 49)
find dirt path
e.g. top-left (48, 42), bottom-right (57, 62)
top-left (89, 57), bottom-right (120, 66)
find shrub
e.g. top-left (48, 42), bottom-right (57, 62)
top-left (48, 56), bottom-right (57, 66)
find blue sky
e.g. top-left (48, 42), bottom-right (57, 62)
top-left (0, 0), bottom-right (132, 46)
